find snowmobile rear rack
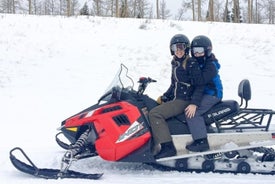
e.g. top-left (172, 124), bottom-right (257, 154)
top-left (206, 79), bottom-right (275, 133)
top-left (214, 107), bottom-right (274, 132)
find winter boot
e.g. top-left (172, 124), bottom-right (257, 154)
top-left (186, 138), bottom-right (210, 152)
top-left (155, 141), bottom-right (177, 159)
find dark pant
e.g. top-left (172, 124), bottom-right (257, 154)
top-left (186, 95), bottom-right (221, 140)
top-left (148, 99), bottom-right (190, 145)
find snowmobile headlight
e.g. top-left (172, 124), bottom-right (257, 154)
top-left (66, 127), bottom-right (78, 132)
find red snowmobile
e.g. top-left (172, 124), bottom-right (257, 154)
top-left (10, 64), bottom-right (275, 179)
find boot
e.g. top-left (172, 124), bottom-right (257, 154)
top-left (155, 141), bottom-right (177, 159)
top-left (186, 138), bottom-right (210, 152)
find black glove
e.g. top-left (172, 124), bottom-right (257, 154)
top-left (188, 58), bottom-right (201, 85)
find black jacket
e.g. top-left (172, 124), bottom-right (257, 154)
top-left (188, 54), bottom-right (223, 99)
top-left (163, 56), bottom-right (204, 106)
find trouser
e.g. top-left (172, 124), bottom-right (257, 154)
top-left (148, 99), bottom-right (190, 145)
top-left (186, 95), bottom-right (221, 140)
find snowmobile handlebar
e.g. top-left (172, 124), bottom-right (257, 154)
top-left (138, 77), bottom-right (157, 83)
top-left (97, 77), bottom-right (156, 104)
top-left (137, 77), bottom-right (157, 95)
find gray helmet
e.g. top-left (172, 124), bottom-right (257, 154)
top-left (191, 35), bottom-right (212, 57)
top-left (170, 34), bottom-right (190, 56)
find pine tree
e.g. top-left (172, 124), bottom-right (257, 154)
top-left (80, 2), bottom-right (89, 15)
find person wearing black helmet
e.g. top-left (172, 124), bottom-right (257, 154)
top-left (148, 34), bottom-right (204, 159)
top-left (185, 35), bottom-right (223, 152)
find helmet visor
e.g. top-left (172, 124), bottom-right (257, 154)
top-left (192, 47), bottom-right (204, 54)
top-left (171, 43), bottom-right (186, 52)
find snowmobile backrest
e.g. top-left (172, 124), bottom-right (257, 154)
top-left (238, 79), bottom-right (251, 108)
top-left (203, 100), bottom-right (240, 125)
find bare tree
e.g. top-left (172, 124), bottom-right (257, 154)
top-left (59, 0), bottom-right (67, 15)
top-left (175, 1), bottom-right (191, 21)
top-left (156, 0), bottom-right (159, 19)
top-left (0, 0), bottom-right (272, 24)
top-left (232, 0), bottom-right (240, 23)
top-left (28, 0), bottom-right (32, 14)
top-left (107, 0), bottom-right (114, 17)
top-left (49, 0), bottom-right (55, 15)
top-left (159, 0), bottom-right (170, 19)
top-left (247, 0), bottom-right (253, 23)
top-left (129, 0), bottom-right (151, 18)
top-left (197, 0), bottom-right (202, 21)
top-left (116, 0), bottom-right (119, 17)
top-left (9, 0), bottom-right (15, 13)
top-left (66, 0), bottom-right (71, 16)
top-left (125, 0), bottom-right (128, 17)
top-left (255, 0), bottom-right (259, 23)
top-left (192, 0), bottom-right (195, 21)
top-left (33, 0), bottom-right (37, 14)
top-left (207, 0), bottom-right (214, 21)
top-left (213, 0), bottom-right (224, 22)
top-left (223, 0), bottom-right (230, 22)
top-left (120, 0), bottom-right (128, 17)
top-left (266, 0), bottom-right (274, 24)
top-left (253, 0), bottom-right (266, 24)
top-left (177, 0), bottom-right (205, 21)
top-left (92, 0), bottom-right (103, 16)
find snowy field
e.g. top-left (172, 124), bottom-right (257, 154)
top-left (0, 14), bottom-right (275, 183)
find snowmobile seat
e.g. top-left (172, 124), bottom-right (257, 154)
top-left (203, 79), bottom-right (251, 125)
top-left (203, 100), bottom-right (240, 125)
top-left (168, 100), bottom-right (240, 135)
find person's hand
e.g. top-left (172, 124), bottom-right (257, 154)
top-left (156, 96), bottom-right (162, 104)
top-left (156, 95), bottom-right (168, 104)
top-left (185, 104), bottom-right (197, 118)
top-left (188, 58), bottom-right (201, 85)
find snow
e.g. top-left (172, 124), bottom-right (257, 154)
top-left (1, 13), bottom-right (275, 183)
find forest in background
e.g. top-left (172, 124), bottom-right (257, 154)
top-left (0, 0), bottom-right (274, 24)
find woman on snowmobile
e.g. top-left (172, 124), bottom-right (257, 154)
top-left (185, 35), bottom-right (223, 152)
top-left (148, 34), bottom-right (205, 159)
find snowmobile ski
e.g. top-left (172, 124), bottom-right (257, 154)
top-left (9, 147), bottom-right (103, 180)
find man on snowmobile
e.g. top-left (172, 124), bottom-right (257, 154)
top-left (185, 35), bottom-right (223, 152)
top-left (148, 34), bottom-right (205, 159)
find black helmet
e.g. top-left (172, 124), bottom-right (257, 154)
top-left (170, 34), bottom-right (190, 56)
top-left (191, 35), bottom-right (212, 57)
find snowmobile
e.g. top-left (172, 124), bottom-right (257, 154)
top-left (10, 64), bottom-right (275, 179)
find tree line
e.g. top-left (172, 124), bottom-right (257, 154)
top-left (0, 0), bottom-right (274, 24)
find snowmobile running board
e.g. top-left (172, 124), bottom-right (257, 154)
top-left (153, 132), bottom-right (275, 175)
top-left (9, 147), bottom-right (103, 180)
top-left (157, 131), bottom-right (275, 162)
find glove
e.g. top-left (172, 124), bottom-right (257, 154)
top-left (156, 95), bottom-right (168, 104)
top-left (188, 58), bottom-right (201, 75)
top-left (188, 58), bottom-right (201, 85)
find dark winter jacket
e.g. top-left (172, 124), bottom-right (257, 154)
top-left (163, 56), bottom-right (204, 106)
top-left (188, 54), bottom-right (223, 100)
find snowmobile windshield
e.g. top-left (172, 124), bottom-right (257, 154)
top-left (98, 64), bottom-right (134, 104)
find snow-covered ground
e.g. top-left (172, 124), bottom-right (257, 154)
top-left (1, 14), bottom-right (275, 183)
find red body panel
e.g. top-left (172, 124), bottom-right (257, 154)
top-left (65, 101), bottom-right (151, 161)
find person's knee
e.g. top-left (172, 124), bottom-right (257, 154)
top-left (149, 106), bottom-right (159, 115)
top-left (149, 109), bottom-right (162, 120)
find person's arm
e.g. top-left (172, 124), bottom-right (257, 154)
top-left (187, 57), bottom-right (218, 86)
